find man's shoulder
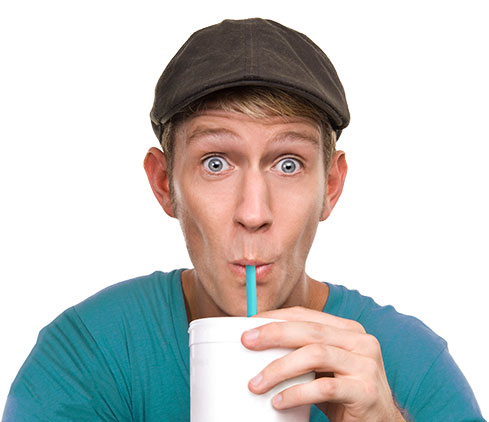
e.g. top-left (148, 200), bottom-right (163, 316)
top-left (326, 283), bottom-right (453, 413)
top-left (74, 269), bottom-right (182, 311)
top-left (69, 269), bottom-right (185, 333)
top-left (4, 269), bottom-right (189, 422)
top-left (326, 283), bottom-right (447, 356)
top-left (33, 268), bottom-right (187, 372)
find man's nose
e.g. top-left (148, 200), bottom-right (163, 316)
top-left (233, 169), bottom-right (273, 232)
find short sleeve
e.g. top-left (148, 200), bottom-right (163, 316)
top-left (408, 346), bottom-right (485, 422)
top-left (3, 307), bottom-right (131, 422)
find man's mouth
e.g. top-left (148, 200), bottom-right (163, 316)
top-left (228, 260), bottom-right (274, 282)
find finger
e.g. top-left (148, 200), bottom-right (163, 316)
top-left (271, 376), bottom-right (360, 410)
top-left (248, 343), bottom-right (369, 394)
top-left (254, 306), bottom-right (366, 333)
top-left (242, 320), bottom-right (381, 358)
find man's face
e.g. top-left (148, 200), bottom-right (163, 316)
top-left (171, 110), bottom-right (330, 316)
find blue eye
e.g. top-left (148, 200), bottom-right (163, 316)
top-left (203, 156), bottom-right (230, 173)
top-left (275, 158), bottom-right (302, 174)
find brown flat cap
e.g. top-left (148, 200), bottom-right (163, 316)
top-left (150, 18), bottom-right (350, 139)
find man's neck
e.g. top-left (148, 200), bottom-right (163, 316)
top-left (180, 269), bottom-right (329, 323)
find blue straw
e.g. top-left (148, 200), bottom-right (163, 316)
top-left (246, 265), bottom-right (257, 317)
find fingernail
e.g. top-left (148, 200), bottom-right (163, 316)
top-left (243, 328), bottom-right (259, 342)
top-left (272, 393), bottom-right (283, 408)
top-left (249, 372), bottom-right (263, 387)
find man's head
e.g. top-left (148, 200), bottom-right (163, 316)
top-left (145, 18), bottom-right (349, 317)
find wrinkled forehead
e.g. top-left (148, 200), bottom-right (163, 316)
top-left (176, 110), bottom-right (322, 150)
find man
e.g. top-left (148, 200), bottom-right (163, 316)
top-left (3, 18), bottom-right (485, 422)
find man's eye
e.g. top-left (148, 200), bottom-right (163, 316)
top-left (202, 156), bottom-right (230, 173)
top-left (274, 158), bottom-right (302, 174)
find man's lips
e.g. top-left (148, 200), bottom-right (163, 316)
top-left (228, 261), bottom-right (273, 282)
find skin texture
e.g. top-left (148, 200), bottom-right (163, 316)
top-left (144, 110), bottom-right (405, 421)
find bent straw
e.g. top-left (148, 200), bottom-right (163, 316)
top-left (246, 265), bottom-right (257, 317)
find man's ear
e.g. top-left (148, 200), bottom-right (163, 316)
top-left (144, 147), bottom-right (175, 218)
top-left (320, 150), bottom-right (348, 221)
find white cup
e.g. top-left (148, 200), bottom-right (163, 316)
top-left (188, 317), bottom-right (315, 421)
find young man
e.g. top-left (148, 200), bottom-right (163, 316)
top-left (3, 18), bottom-right (485, 422)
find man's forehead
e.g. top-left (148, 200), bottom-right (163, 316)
top-left (180, 111), bottom-right (321, 148)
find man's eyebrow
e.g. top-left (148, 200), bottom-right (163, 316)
top-left (185, 126), bottom-right (320, 147)
top-left (186, 127), bottom-right (239, 146)
top-left (271, 130), bottom-right (320, 147)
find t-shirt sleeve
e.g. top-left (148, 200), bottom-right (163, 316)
top-left (2, 307), bottom-right (131, 422)
top-left (407, 346), bottom-right (485, 422)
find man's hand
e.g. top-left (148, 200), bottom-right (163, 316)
top-left (241, 306), bottom-right (406, 422)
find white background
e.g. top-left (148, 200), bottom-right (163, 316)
top-left (1, 0), bottom-right (487, 416)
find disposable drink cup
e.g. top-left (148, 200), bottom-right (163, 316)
top-left (188, 317), bottom-right (315, 421)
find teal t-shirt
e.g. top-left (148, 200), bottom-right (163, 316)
top-left (3, 270), bottom-right (485, 421)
